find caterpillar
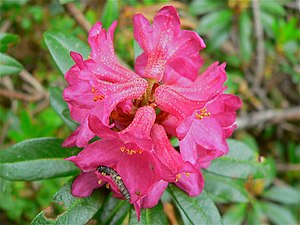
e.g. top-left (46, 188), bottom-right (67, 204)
top-left (97, 166), bottom-right (130, 201)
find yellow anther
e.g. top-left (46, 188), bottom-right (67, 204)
top-left (175, 174), bottom-right (182, 182)
top-left (195, 107), bottom-right (211, 120)
top-left (120, 147), bottom-right (143, 155)
top-left (185, 172), bottom-right (190, 177)
top-left (93, 95), bottom-right (104, 102)
top-left (106, 183), bottom-right (110, 189)
top-left (116, 176), bottom-right (121, 180)
top-left (98, 180), bottom-right (103, 185)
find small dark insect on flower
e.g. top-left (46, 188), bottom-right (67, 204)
top-left (97, 166), bottom-right (130, 201)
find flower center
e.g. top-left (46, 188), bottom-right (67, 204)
top-left (195, 108), bottom-right (210, 120)
top-left (91, 86), bottom-right (105, 102)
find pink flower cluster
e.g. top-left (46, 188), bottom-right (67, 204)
top-left (63, 6), bottom-right (242, 217)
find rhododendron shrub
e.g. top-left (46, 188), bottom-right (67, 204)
top-left (63, 6), bottom-right (242, 219)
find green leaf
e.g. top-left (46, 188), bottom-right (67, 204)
top-left (31, 180), bottom-right (103, 225)
top-left (0, 138), bottom-right (80, 181)
top-left (239, 11), bottom-right (253, 64)
top-left (168, 185), bottom-right (222, 225)
top-left (246, 200), bottom-right (264, 225)
top-left (222, 203), bottom-right (247, 225)
top-left (49, 87), bottom-right (78, 130)
top-left (190, 0), bottom-right (225, 15)
top-left (259, 202), bottom-right (297, 225)
top-left (98, 195), bottom-right (131, 225)
top-left (206, 139), bottom-right (272, 179)
top-left (262, 185), bottom-right (300, 205)
top-left (260, 1), bottom-right (285, 16)
top-left (129, 201), bottom-right (167, 225)
top-left (0, 53), bottom-right (24, 76)
top-left (197, 10), bottom-right (232, 35)
top-left (203, 171), bottom-right (249, 203)
top-left (0, 33), bottom-right (19, 52)
top-left (43, 31), bottom-right (90, 75)
top-left (101, 0), bottom-right (119, 29)
top-left (59, 0), bottom-right (75, 4)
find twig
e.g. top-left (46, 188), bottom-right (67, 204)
top-left (20, 70), bottom-right (44, 92)
top-left (276, 163), bottom-right (300, 172)
top-left (65, 3), bottom-right (92, 33)
top-left (0, 20), bottom-right (11, 33)
top-left (0, 89), bottom-right (44, 101)
top-left (252, 0), bottom-right (265, 89)
top-left (236, 106), bottom-right (300, 129)
top-left (0, 77), bottom-right (17, 144)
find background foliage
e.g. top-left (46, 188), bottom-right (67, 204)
top-left (0, 0), bottom-right (299, 225)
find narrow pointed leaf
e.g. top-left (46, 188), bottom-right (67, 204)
top-left (206, 139), bottom-right (272, 179)
top-left (203, 171), bottom-right (249, 203)
top-left (0, 53), bottom-right (23, 76)
top-left (0, 138), bottom-right (80, 181)
top-left (0, 33), bottom-right (19, 52)
top-left (129, 201), bottom-right (167, 225)
top-left (98, 195), bottom-right (131, 225)
top-left (259, 202), bottom-right (297, 225)
top-left (222, 203), bottom-right (247, 225)
top-left (168, 185), bottom-right (222, 225)
top-left (262, 185), bottom-right (300, 205)
top-left (31, 180), bottom-right (103, 225)
top-left (43, 31), bottom-right (90, 75)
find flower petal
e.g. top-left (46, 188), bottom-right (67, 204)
top-left (141, 180), bottom-right (168, 208)
top-left (66, 139), bottom-right (124, 171)
top-left (91, 78), bottom-right (148, 126)
top-left (168, 62), bottom-right (227, 101)
top-left (88, 21), bottom-right (139, 82)
top-left (133, 6), bottom-right (205, 82)
top-left (116, 152), bottom-right (159, 203)
top-left (71, 172), bottom-right (103, 198)
top-left (152, 124), bottom-right (185, 181)
top-left (175, 169), bottom-right (204, 196)
top-left (154, 85), bottom-right (206, 121)
top-left (178, 117), bottom-right (228, 166)
top-left (119, 106), bottom-right (156, 150)
top-left (62, 117), bottom-right (95, 148)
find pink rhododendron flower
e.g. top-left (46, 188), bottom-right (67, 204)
top-left (63, 5), bottom-right (242, 220)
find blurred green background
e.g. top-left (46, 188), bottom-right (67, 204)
top-left (0, 0), bottom-right (299, 224)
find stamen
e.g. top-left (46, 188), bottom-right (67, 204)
top-left (91, 86), bottom-right (104, 102)
top-left (106, 183), bottom-right (110, 189)
top-left (195, 108), bottom-right (211, 120)
top-left (98, 180), bottom-right (103, 185)
top-left (120, 146), bottom-right (143, 155)
top-left (175, 174), bottom-right (181, 182)
top-left (93, 95), bottom-right (104, 102)
top-left (185, 172), bottom-right (190, 177)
